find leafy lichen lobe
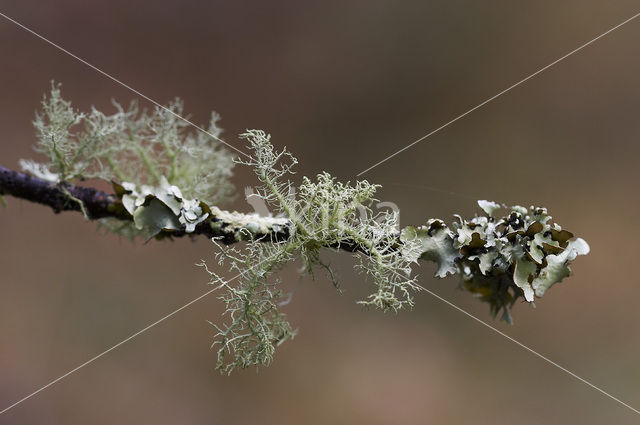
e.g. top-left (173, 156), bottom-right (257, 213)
top-left (401, 201), bottom-right (589, 322)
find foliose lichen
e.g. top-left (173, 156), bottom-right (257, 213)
top-left (15, 84), bottom-right (590, 374)
top-left (401, 201), bottom-right (590, 323)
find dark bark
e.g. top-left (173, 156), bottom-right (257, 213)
top-left (0, 165), bottom-right (127, 219)
top-left (0, 165), bottom-right (291, 243)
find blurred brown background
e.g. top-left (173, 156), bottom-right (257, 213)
top-left (1, 1), bottom-right (639, 423)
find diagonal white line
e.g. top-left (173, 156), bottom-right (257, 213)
top-left (418, 283), bottom-right (640, 415)
top-left (1, 5), bottom-right (637, 419)
top-left (0, 278), bottom-right (230, 415)
top-left (0, 238), bottom-right (288, 416)
top-left (0, 11), bottom-right (249, 159)
top-left (357, 11), bottom-right (640, 176)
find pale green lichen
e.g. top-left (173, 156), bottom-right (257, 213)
top-left (401, 201), bottom-right (590, 323)
top-left (201, 130), bottom-right (423, 374)
top-left (113, 177), bottom-right (210, 235)
top-left (17, 84), bottom-right (591, 374)
top-left (23, 82), bottom-right (235, 234)
top-left (199, 132), bottom-right (590, 372)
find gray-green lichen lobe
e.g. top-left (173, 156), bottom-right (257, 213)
top-left (400, 200), bottom-right (589, 322)
top-left (116, 177), bottom-right (210, 235)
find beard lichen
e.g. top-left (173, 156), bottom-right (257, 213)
top-left (200, 130), bottom-right (423, 374)
top-left (200, 131), bottom-right (589, 372)
top-left (15, 84), bottom-right (590, 374)
top-left (22, 82), bottom-right (235, 236)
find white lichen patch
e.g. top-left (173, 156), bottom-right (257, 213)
top-left (18, 159), bottom-right (61, 183)
top-left (477, 199), bottom-right (503, 216)
top-left (208, 206), bottom-right (290, 238)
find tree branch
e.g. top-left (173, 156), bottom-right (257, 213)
top-left (0, 163), bottom-right (590, 324)
top-left (0, 165), bottom-right (125, 219)
top-left (0, 164), bottom-right (291, 244)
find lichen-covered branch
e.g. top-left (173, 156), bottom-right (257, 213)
top-left (0, 164), bottom-right (289, 243)
top-left (1, 83), bottom-right (590, 375)
top-left (200, 130), bottom-right (590, 373)
top-left (0, 164), bottom-right (125, 220)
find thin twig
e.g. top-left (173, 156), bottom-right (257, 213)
top-left (0, 164), bottom-right (291, 244)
